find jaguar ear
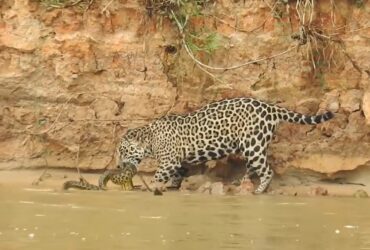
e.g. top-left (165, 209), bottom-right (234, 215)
top-left (126, 128), bottom-right (139, 139)
top-left (125, 128), bottom-right (133, 136)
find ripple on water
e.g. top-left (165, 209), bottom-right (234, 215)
top-left (139, 216), bottom-right (163, 220)
top-left (276, 202), bottom-right (307, 206)
top-left (23, 188), bottom-right (54, 192)
top-left (42, 203), bottom-right (69, 208)
top-left (324, 212), bottom-right (336, 215)
top-left (19, 201), bottom-right (35, 204)
top-left (344, 225), bottom-right (359, 229)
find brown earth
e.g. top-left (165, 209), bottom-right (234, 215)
top-left (0, 0), bottom-right (369, 188)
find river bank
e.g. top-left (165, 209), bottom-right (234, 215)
top-left (1, 168), bottom-right (368, 198)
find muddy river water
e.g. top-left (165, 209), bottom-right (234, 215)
top-left (1, 187), bottom-right (370, 250)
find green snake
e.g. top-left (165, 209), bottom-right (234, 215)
top-left (63, 164), bottom-right (137, 191)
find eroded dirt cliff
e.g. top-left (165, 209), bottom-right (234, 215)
top-left (0, 0), bottom-right (369, 180)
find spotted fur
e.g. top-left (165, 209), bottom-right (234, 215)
top-left (117, 97), bottom-right (334, 194)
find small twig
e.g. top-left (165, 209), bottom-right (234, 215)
top-left (67, 0), bottom-right (84, 7)
top-left (101, 0), bottom-right (114, 13)
top-left (86, 0), bottom-right (94, 10)
top-left (163, 98), bottom-right (177, 116)
top-left (296, 0), bottom-right (302, 23)
top-left (263, 0), bottom-right (283, 21)
top-left (330, 0), bottom-right (336, 27)
top-left (195, 64), bottom-right (226, 84)
top-left (75, 145), bottom-right (82, 178)
top-left (32, 157), bottom-right (50, 185)
top-left (341, 47), bottom-right (362, 73)
top-left (32, 168), bottom-right (49, 186)
top-left (312, 30), bottom-right (331, 40)
top-left (311, 0), bottom-right (315, 24)
top-left (345, 26), bottom-right (370, 34)
top-left (188, 58), bottom-right (227, 85)
top-left (308, 41), bottom-right (316, 71)
top-left (103, 123), bottom-right (117, 170)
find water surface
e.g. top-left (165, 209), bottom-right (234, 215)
top-left (1, 187), bottom-right (370, 250)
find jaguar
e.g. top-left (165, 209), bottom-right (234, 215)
top-left (117, 97), bottom-right (333, 194)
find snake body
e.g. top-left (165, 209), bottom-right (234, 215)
top-left (63, 164), bottom-right (137, 191)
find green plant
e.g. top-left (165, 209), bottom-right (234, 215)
top-left (146, 0), bottom-right (222, 56)
top-left (39, 0), bottom-right (91, 9)
top-left (39, 0), bottom-right (66, 8)
top-left (37, 118), bottom-right (48, 127)
top-left (354, 0), bottom-right (364, 8)
top-left (147, 0), bottom-right (210, 18)
top-left (186, 31), bottom-right (222, 55)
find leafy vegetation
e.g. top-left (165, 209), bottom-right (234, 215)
top-left (186, 31), bottom-right (222, 55)
top-left (38, 0), bottom-right (91, 9)
top-left (39, 0), bottom-right (67, 8)
top-left (146, 0), bottom-right (222, 57)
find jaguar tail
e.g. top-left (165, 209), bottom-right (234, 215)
top-left (276, 107), bottom-right (334, 125)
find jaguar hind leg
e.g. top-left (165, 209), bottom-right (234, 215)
top-left (248, 155), bottom-right (274, 194)
top-left (240, 145), bottom-right (274, 194)
top-left (253, 163), bottom-right (274, 194)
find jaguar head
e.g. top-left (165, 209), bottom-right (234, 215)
top-left (117, 127), bottom-right (151, 169)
